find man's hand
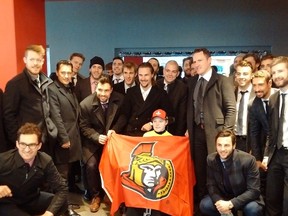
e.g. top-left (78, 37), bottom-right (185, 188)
top-left (0, 185), bottom-right (12, 198)
top-left (107, 130), bottom-right (116, 138)
top-left (256, 160), bottom-right (267, 171)
top-left (215, 200), bottom-right (233, 214)
top-left (61, 141), bottom-right (70, 149)
top-left (99, 134), bottom-right (108, 145)
top-left (141, 122), bottom-right (152, 132)
top-left (41, 210), bottom-right (54, 216)
top-left (185, 130), bottom-right (189, 137)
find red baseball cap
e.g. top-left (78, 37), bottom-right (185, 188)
top-left (152, 109), bottom-right (167, 120)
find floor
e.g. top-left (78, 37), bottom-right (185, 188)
top-left (69, 192), bottom-right (111, 216)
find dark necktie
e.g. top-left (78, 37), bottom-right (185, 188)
top-left (195, 77), bottom-right (204, 125)
top-left (237, 91), bottom-right (247, 135)
top-left (222, 161), bottom-right (233, 195)
top-left (263, 100), bottom-right (269, 119)
top-left (102, 103), bottom-right (109, 116)
top-left (277, 93), bottom-right (286, 149)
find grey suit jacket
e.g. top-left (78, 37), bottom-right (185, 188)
top-left (187, 70), bottom-right (236, 154)
top-left (48, 80), bottom-right (82, 163)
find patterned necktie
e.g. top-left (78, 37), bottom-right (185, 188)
top-left (195, 77), bottom-right (204, 125)
top-left (102, 103), bottom-right (109, 115)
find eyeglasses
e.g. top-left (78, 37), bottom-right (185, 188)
top-left (18, 142), bottom-right (39, 150)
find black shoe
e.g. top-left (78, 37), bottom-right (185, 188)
top-left (83, 190), bottom-right (92, 202)
top-left (69, 185), bottom-right (84, 194)
top-left (66, 208), bottom-right (80, 216)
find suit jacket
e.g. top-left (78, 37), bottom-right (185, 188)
top-left (79, 91), bottom-right (126, 163)
top-left (157, 78), bottom-right (188, 136)
top-left (264, 91), bottom-right (282, 165)
top-left (187, 70), bottom-right (236, 154)
top-left (207, 149), bottom-right (263, 210)
top-left (249, 97), bottom-right (269, 161)
top-left (48, 80), bottom-right (82, 164)
top-left (113, 81), bottom-right (126, 95)
top-left (3, 69), bottom-right (53, 149)
top-left (122, 85), bottom-right (173, 136)
top-left (74, 77), bottom-right (93, 103)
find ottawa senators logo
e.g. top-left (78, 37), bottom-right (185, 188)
top-left (121, 142), bottom-right (175, 200)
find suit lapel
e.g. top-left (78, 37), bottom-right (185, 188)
top-left (91, 97), bottom-right (106, 127)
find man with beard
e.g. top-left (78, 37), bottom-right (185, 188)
top-left (200, 129), bottom-right (264, 216)
top-left (264, 56), bottom-right (288, 216)
top-left (122, 62), bottom-right (173, 137)
top-left (79, 76), bottom-right (126, 213)
top-left (3, 45), bottom-right (53, 152)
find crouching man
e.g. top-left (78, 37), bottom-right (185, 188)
top-left (200, 129), bottom-right (264, 216)
top-left (0, 123), bottom-right (68, 216)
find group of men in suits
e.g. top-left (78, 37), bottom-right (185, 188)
top-left (1, 43), bottom-right (288, 216)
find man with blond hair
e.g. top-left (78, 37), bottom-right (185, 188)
top-left (3, 45), bottom-right (53, 152)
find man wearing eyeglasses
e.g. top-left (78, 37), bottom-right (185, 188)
top-left (0, 123), bottom-right (68, 216)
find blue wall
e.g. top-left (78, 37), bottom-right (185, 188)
top-left (45, 0), bottom-right (288, 76)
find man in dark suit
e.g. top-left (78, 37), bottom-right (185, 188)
top-left (3, 45), bottom-right (54, 152)
top-left (264, 56), bottom-right (288, 216)
top-left (122, 62), bottom-right (173, 137)
top-left (249, 70), bottom-right (277, 197)
top-left (234, 60), bottom-right (256, 152)
top-left (75, 56), bottom-right (105, 102)
top-left (157, 60), bottom-right (187, 136)
top-left (48, 60), bottom-right (82, 216)
top-left (50, 52), bottom-right (86, 85)
top-left (200, 129), bottom-right (264, 216)
top-left (79, 76), bottom-right (126, 213)
top-left (113, 62), bottom-right (137, 95)
top-left (186, 48), bottom-right (236, 211)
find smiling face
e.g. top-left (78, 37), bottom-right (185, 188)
top-left (16, 134), bottom-right (41, 163)
top-left (193, 51), bottom-right (211, 76)
top-left (56, 64), bottom-right (73, 85)
top-left (252, 76), bottom-right (272, 99)
top-left (216, 136), bottom-right (235, 160)
top-left (163, 61), bottom-right (179, 84)
top-left (138, 66), bottom-right (153, 90)
top-left (95, 82), bottom-right (112, 103)
top-left (272, 62), bottom-right (288, 91)
top-left (23, 50), bottom-right (44, 75)
top-left (123, 66), bottom-right (137, 86)
top-left (236, 65), bottom-right (253, 90)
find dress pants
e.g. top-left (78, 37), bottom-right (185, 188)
top-left (193, 123), bottom-right (208, 202)
top-left (125, 207), bottom-right (170, 216)
top-left (200, 195), bottom-right (263, 216)
top-left (0, 191), bottom-right (66, 216)
top-left (83, 149), bottom-right (105, 199)
top-left (265, 147), bottom-right (288, 216)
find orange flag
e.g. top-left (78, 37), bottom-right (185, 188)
top-left (99, 133), bottom-right (195, 216)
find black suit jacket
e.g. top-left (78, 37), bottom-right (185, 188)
top-left (74, 77), bottom-right (93, 103)
top-left (122, 85), bottom-right (173, 136)
top-left (207, 150), bottom-right (263, 210)
top-left (264, 91), bottom-right (282, 165)
top-left (249, 97), bottom-right (269, 161)
top-left (48, 80), bottom-right (82, 164)
top-left (79, 91), bottom-right (127, 163)
top-left (187, 70), bottom-right (236, 154)
top-left (113, 82), bottom-right (126, 95)
top-left (156, 78), bottom-right (187, 135)
top-left (3, 69), bottom-right (53, 148)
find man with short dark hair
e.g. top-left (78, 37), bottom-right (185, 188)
top-left (200, 129), bottom-right (264, 216)
top-left (79, 76), bottom-right (127, 213)
top-left (111, 57), bottom-right (124, 84)
top-left (243, 53), bottom-right (261, 73)
top-left (0, 123), bottom-right (67, 216)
